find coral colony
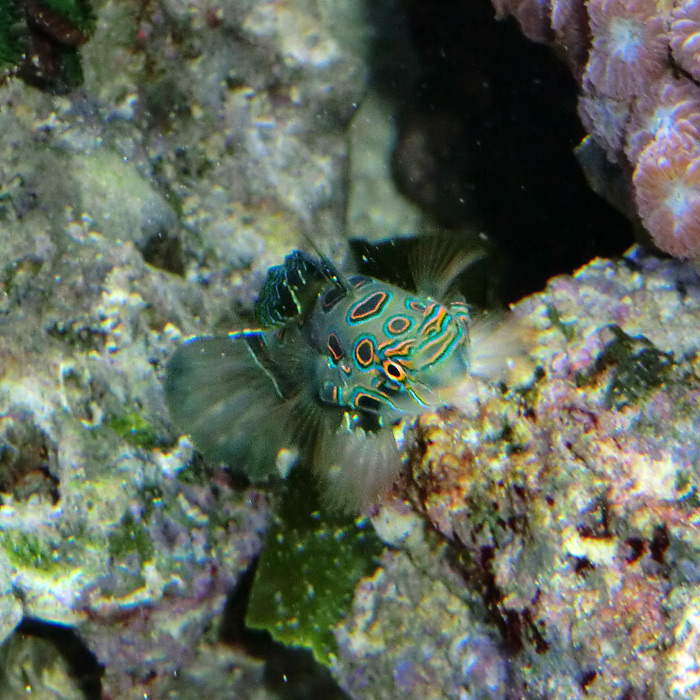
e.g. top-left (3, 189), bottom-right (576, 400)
top-left (491, 0), bottom-right (700, 262)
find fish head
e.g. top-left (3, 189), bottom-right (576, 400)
top-left (397, 297), bottom-right (471, 404)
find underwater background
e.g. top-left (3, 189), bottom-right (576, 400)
top-left (0, 0), bottom-right (700, 698)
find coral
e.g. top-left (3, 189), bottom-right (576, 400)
top-left (491, 0), bottom-right (552, 43)
top-left (489, 0), bottom-right (700, 261)
top-left (633, 128), bottom-right (700, 258)
top-left (624, 76), bottom-right (700, 164)
top-left (550, 0), bottom-right (589, 79)
top-left (577, 93), bottom-right (629, 158)
top-left (670, 0), bottom-right (700, 82)
top-left (584, 0), bottom-right (668, 100)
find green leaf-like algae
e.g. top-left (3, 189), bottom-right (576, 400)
top-left (2, 531), bottom-right (54, 570)
top-left (108, 511), bottom-right (154, 563)
top-left (246, 470), bottom-right (384, 666)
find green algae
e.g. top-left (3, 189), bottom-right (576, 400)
top-left (51, 45), bottom-right (85, 93)
top-left (675, 471), bottom-right (700, 509)
top-left (246, 471), bottom-right (384, 666)
top-left (41, 0), bottom-right (96, 32)
top-left (108, 412), bottom-right (158, 450)
top-left (577, 325), bottom-right (674, 409)
top-left (176, 457), bottom-right (215, 486)
top-left (545, 303), bottom-right (575, 342)
top-left (108, 511), bottom-right (154, 563)
top-left (1, 531), bottom-right (54, 571)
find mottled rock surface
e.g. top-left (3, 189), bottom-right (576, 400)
top-left (1, 0), bottom-right (699, 698)
top-left (0, 0), bottom-right (372, 697)
top-left (331, 248), bottom-right (700, 699)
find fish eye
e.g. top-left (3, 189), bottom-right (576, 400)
top-left (383, 360), bottom-right (406, 382)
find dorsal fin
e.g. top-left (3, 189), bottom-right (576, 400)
top-left (408, 234), bottom-right (486, 300)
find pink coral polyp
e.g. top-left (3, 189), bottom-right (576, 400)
top-left (578, 93), bottom-right (630, 159)
top-left (633, 129), bottom-right (700, 258)
top-left (585, 0), bottom-right (669, 99)
top-left (670, 0), bottom-right (700, 82)
top-left (625, 76), bottom-right (700, 163)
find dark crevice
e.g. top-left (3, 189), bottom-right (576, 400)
top-left (12, 618), bottom-right (102, 700)
top-left (365, 0), bottom-right (634, 302)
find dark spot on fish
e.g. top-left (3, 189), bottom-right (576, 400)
top-left (348, 291), bottom-right (390, 323)
top-left (407, 298), bottom-right (427, 313)
top-left (349, 275), bottom-right (371, 288)
top-left (385, 314), bottom-right (413, 335)
top-left (321, 285), bottom-right (346, 312)
top-left (383, 360), bottom-right (404, 381)
top-left (355, 393), bottom-right (382, 413)
top-left (327, 332), bottom-right (344, 362)
top-left (354, 337), bottom-right (375, 368)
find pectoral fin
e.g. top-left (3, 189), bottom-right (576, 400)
top-left (165, 335), bottom-right (295, 480)
top-left (313, 418), bottom-right (402, 512)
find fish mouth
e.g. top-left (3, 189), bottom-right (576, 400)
top-left (430, 375), bottom-right (480, 412)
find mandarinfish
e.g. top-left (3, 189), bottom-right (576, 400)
top-left (165, 238), bottom-right (527, 511)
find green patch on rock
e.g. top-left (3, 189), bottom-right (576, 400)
top-left (676, 471), bottom-right (700, 509)
top-left (176, 454), bottom-right (218, 486)
top-left (51, 45), bottom-right (86, 92)
top-left (0, 1), bottom-right (22, 68)
top-left (545, 303), bottom-right (575, 342)
top-left (108, 511), bottom-right (154, 563)
top-left (42, 0), bottom-right (96, 32)
top-left (246, 471), bottom-right (384, 666)
top-left (1, 531), bottom-right (54, 570)
top-left (109, 412), bottom-right (158, 450)
top-left (577, 325), bottom-right (674, 409)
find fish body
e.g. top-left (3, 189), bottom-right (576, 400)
top-left (165, 242), bottom-right (520, 510)
top-left (304, 273), bottom-right (472, 424)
